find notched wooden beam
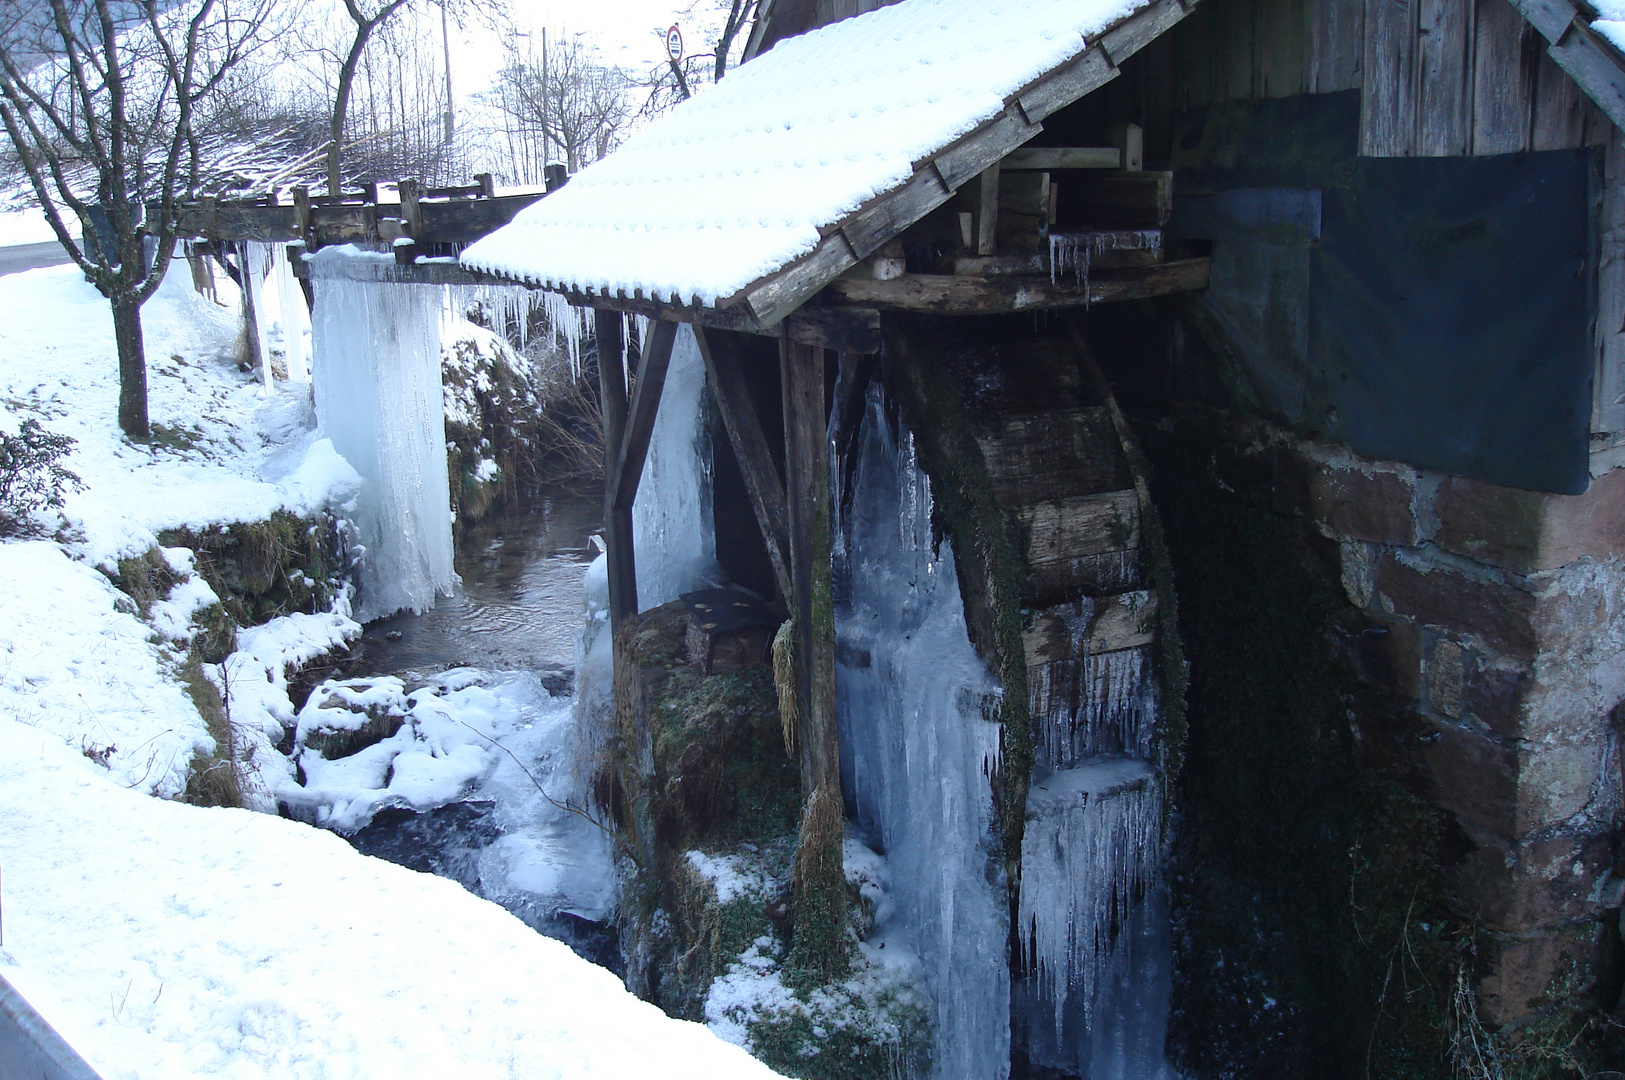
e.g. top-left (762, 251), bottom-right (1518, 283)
top-left (823, 258), bottom-right (1210, 314)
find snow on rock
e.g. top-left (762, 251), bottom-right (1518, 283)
top-left (460, 0), bottom-right (1145, 307)
top-left (0, 717), bottom-right (786, 1080)
top-left (0, 541), bottom-right (210, 798)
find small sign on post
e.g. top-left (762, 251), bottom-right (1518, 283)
top-left (666, 24), bottom-right (683, 63)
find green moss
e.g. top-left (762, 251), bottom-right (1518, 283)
top-left (743, 984), bottom-right (932, 1080)
top-left (1144, 412), bottom-right (1455, 1079)
top-left (159, 510), bottom-right (347, 628)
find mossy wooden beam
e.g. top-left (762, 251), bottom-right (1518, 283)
top-left (595, 309), bottom-right (637, 630)
top-left (780, 338), bottom-right (848, 977)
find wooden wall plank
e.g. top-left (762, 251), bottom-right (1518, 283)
top-left (1310, 0), bottom-right (1366, 92)
top-left (593, 310), bottom-right (637, 627)
top-left (1261, 0), bottom-right (1310, 97)
top-left (1220, 0), bottom-right (1259, 101)
top-left (1416, 0), bottom-right (1472, 154)
top-left (1362, 0), bottom-right (1419, 155)
top-left (1472, 0), bottom-right (1535, 154)
top-left (1596, 123), bottom-right (1625, 437)
top-left (1178, 7), bottom-right (1218, 111)
top-left (1532, 46), bottom-right (1588, 149)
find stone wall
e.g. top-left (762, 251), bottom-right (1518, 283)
top-left (1271, 438), bottom-right (1625, 1024)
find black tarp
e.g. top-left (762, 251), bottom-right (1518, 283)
top-left (1171, 92), bottom-right (1596, 494)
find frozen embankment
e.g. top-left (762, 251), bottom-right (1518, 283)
top-left (0, 718), bottom-right (780, 1080)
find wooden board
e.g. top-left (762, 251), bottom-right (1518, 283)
top-left (1472, 0), bottom-right (1535, 156)
top-left (1309, 0), bottom-right (1365, 92)
top-left (1019, 490), bottom-right (1142, 568)
top-left (1362, 0), bottom-right (1419, 156)
top-left (1023, 592), bottom-right (1158, 664)
top-left (823, 258), bottom-right (1210, 313)
top-left (975, 407), bottom-right (1130, 506)
top-left (1416, 0), bottom-right (1472, 155)
top-left (1003, 147), bottom-right (1122, 170)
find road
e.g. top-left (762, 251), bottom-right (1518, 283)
top-left (0, 241), bottom-right (72, 276)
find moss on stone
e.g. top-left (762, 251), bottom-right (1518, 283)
top-left (1144, 409), bottom-right (1458, 1078)
top-left (158, 510), bottom-right (346, 629)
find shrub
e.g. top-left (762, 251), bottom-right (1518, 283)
top-left (0, 419), bottom-right (80, 535)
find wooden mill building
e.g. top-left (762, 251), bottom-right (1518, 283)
top-left (165, 0), bottom-right (1625, 1069)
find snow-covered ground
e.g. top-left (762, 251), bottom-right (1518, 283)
top-left (0, 259), bottom-right (779, 1077)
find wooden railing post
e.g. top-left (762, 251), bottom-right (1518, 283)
top-left (595, 309), bottom-right (637, 630)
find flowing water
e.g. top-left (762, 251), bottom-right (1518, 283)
top-left (359, 491), bottom-right (601, 684)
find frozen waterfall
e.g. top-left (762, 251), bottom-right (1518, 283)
top-left (310, 251), bottom-right (455, 622)
top-left (834, 384), bottom-right (1010, 1080)
top-left (632, 322), bottom-right (716, 611)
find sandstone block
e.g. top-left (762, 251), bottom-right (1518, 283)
top-left (1474, 920), bottom-right (1614, 1026)
top-left (1424, 722), bottom-right (1519, 836)
top-left (1351, 616), bottom-right (1423, 701)
top-left (1308, 465), bottom-right (1418, 545)
top-left (1377, 557), bottom-right (1538, 661)
top-left (1435, 470), bottom-right (1625, 574)
top-left (1446, 821), bottom-right (1614, 932)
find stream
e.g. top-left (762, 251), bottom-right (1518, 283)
top-left (334, 487), bottom-right (621, 971)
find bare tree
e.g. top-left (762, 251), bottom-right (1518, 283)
top-left (490, 34), bottom-right (631, 174)
top-left (324, 0), bottom-right (502, 196)
top-left (0, 0), bottom-right (276, 439)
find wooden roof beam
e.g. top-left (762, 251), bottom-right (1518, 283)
top-left (822, 257), bottom-right (1211, 314)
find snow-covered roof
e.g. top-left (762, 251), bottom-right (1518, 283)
top-left (461, 0), bottom-right (1186, 325)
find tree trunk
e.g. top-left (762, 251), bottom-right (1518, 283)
top-left (113, 293), bottom-right (149, 440)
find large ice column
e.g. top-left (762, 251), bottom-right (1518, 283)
top-left (631, 322), bottom-right (715, 610)
top-left (310, 257), bottom-right (455, 622)
top-left (835, 385), bottom-right (1011, 1080)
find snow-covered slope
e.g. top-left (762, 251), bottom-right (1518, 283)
top-left (0, 718), bottom-right (782, 1080)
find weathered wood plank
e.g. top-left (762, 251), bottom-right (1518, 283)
top-left (594, 310), bottom-right (637, 626)
top-left (997, 170), bottom-right (1049, 254)
top-left (1508, 0), bottom-right (1577, 44)
top-left (1024, 591), bottom-right (1158, 665)
top-left (842, 167), bottom-right (953, 260)
top-left (1545, 21), bottom-right (1625, 134)
top-left (1066, 171), bottom-right (1174, 227)
top-left (609, 319), bottom-right (677, 512)
top-left (1101, 0), bottom-right (1193, 67)
top-left (977, 164), bottom-right (1002, 256)
top-left (1362, 0), bottom-right (1419, 155)
top-left (784, 307), bottom-right (883, 353)
top-left (1179, 3), bottom-right (1218, 109)
top-left (933, 109), bottom-right (1040, 190)
top-left (1015, 47), bottom-right (1120, 123)
top-left (1003, 147), bottom-right (1122, 170)
top-left (1219, 0), bottom-right (1258, 101)
top-left (1417, 0), bottom-right (1472, 155)
top-left (1260, 0), bottom-right (1309, 97)
top-left (1472, 0), bottom-right (1535, 155)
top-left (1020, 489), bottom-right (1142, 569)
top-left (977, 407), bottom-right (1129, 508)
top-left (1596, 123), bottom-right (1625, 438)
top-left (694, 328), bottom-right (793, 602)
top-left (743, 237), bottom-right (860, 327)
top-left (824, 258), bottom-right (1210, 313)
top-left (780, 337), bottom-right (847, 971)
top-left (1309, 0), bottom-right (1365, 92)
top-left (1532, 44), bottom-right (1589, 148)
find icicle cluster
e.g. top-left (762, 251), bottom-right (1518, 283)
top-left (1018, 762), bottom-right (1161, 1044)
top-left (445, 284), bottom-right (589, 379)
top-left (311, 273), bottom-right (455, 622)
top-left (834, 383), bottom-right (1010, 1080)
top-left (1048, 230), bottom-right (1165, 293)
top-left (1030, 612), bottom-right (1159, 768)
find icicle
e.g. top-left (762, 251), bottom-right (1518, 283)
top-left (1048, 230), bottom-right (1164, 308)
top-left (309, 260), bottom-right (456, 622)
top-left (631, 324), bottom-right (715, 610)
top-left (835, 382), bottom-right (1010, 1080)
top-left (1018, 762), bottom-right (1162, 1071)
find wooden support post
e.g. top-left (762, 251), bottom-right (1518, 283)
top-left (292, 186), bottom-right (314, 252)
top-left (595, 309), bottom-right (637, 629)
top-left (781, 338), bottom-right (847, 977)
top-left (976, 164), bottom-right (1001, 256)
top-left (237, 244), bottom-right (265, 381)
top-left (475, 172), bottom-right (495, 198)
top-left (609, 319), bottom-right (677, 512)
top-left (693, 327), bottom-right (793, 604)
top-left (1110, 122), bottom-right (1145, 172)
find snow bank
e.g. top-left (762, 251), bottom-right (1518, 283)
top-left (0, 718), bottom-right (784, 1080)
top-left (0, 541), bottom-right (210, 798)
top-left (0, 262), bottom-right (358, 569)
top-left (460, 0), bottom-right (1145, 307)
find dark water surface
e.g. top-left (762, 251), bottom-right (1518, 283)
top-left (359, 488), bottom-right (601, 679)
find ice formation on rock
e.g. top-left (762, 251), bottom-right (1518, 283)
top-left (835, 384), bottom-right (1010, 1080)
top-left (310, 256), bottom-right (455, 622)
top-left (632, 323), bottom-right (716, 611)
